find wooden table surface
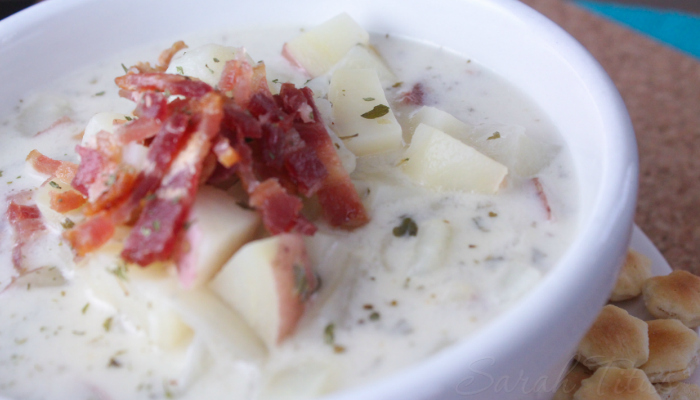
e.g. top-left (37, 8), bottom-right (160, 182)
top-left (521, 0), bottom-right (700, 274)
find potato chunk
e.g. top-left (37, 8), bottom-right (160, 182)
top-left (175, 186), bottom-right (260, 289)
top-left (401, 123), bottom-right (507, 193)
top-left (283, 13), bottom-right (370, 77)
top-left (329, 68), bottom-right (402, 156)
top-left (210, 234), bottom-right (318, 348)
top-left (165, 44), bottom-right (242, 87)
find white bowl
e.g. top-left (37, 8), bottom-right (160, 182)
top-left (0, 0), bottom-right (637, 399)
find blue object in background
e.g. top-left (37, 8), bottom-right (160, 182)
top-left (574, 0), bottom-right (700, 59)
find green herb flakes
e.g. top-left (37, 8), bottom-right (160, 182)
top-left (487, 132), bottom-right (501, 140)
top-left (361, 104), bottom-right (390, 119)
top-left (82, 303), bottom-right (90, 314)
top-left (323, 323), bottom-right (335, 345)
top-left (103, 317), bottom-right (113, 332)
top-left (213, 57), bottom-right (220, 63)
top-left (205, 64), bottom-right (214, 74)
top-left (393, 217), bottom-right (418, 237)
top-left (272, 79), bottom-right (280, 84)
top-left (94, 91), bottom-right (106, 97)
top-left (152, 220), bottom-right (161, 231)
top-left (61, 218), bottom-right (75, 229)
top-left (121, 63), bottom-right (128, 73)
top-left (339, 133), bottom-right (359, 140)
top-left (176, 66), bottom-right (184, 75)
top-left (49, 181), bottom-right (61, 189)
top-left (124, 115), bottom-right (133, 121)
top-left (369, 311), bottom-right (380, 321)
top-left (362, 97), bottom-right (375, 101)
top-left (392, 81), bottom-right (404, 88)
top-left (109, 263), bottom-right (129, 281)
top-left (488, 211), bottom-right (498, 218)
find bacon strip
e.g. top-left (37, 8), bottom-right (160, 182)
top-left (121, 93), bottom-right (224, 266)
top-left (279, 84), bottom-right (369, 229)
top-left (249, 179), bottom-right (316, 235)
top-left (50, 189), bottom-right (87, 213)
top-left (63, 214), bottom-right (115, 257)
top-left (26, 150), bottom-right (79, 182)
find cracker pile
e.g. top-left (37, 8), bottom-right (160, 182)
top-left (554, 250), bottom-right (700, 400)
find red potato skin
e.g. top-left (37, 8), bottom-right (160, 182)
top-left (273, 233), bottom-right (318, 344)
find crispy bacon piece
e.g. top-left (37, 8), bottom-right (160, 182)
top-left (400, 82), bottom-right (425, 106)
top-left (133, 41), bottom-right (188, 73)
top-left (219, 59), bottom-right (272, 108)
top-left (121, 93), bottom-right (224, 266)
top-left (26, 150), bottom-right (79, 182)
top-left (71, 145), bottom-right (110, 197)
top-left (115, 73), bottom-right (213, 99)
top-left (82, 168), bottom-right (138, 216)
top-left (533, 177), bottom-right (553, 221)
top-left (63, 214), bottom-right (115, 257)
top-left (249, 179), bottom-right (316, 235)
top-left (279, 84), bottom-right (369, 229)
top-left (6, 201), bottom-right (45, 272)
top-left (50, 189), bottom-right (87, 213)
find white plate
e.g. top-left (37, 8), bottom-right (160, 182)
top-left (618, 224), bottom-right (700, 386)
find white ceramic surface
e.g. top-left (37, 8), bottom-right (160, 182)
top-left (0, 0), bottom-right (638, 399)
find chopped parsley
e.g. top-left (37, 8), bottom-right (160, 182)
top-left (487, 132), bottom-right (501, 140)
top-left (109, 263), bottom-right (129, 281)
top-left (61, 218), bottom-right (75, 229)
top-left (103, 317), bottom-right (113, 332)
top-left (82, 303), bottom-right (90, 314)
top-left (392, 81), bottom-right (404, 88)
top-left (49, 181), bottom-right (61, 189)
top-left (369, 311), bottom-right (380, 321)
top-left (176, 66), bottom-right (184, 75)
top-left (488, 211), bottom-right (498, 218)
top-left (94, 91), bottom-right (105, 97)
top-left (393, 217), bottom-right (418, 237)
top-left (121, 63), bottom-right (128, 73)
top-left (362, 97), bottom-right (375, 101)
top-left (124, 115), bottom-right (133, 121)
top-left (213, 57), bottom-right (220, 63)
top-left (324, 323), bottom-right (335, 345)
top-left (361, 104), bottom-right (390, 119)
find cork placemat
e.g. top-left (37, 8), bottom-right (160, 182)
top-left (521, 0), bottom-right (700, 274)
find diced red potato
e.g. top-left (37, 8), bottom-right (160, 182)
top-left (209, 233), bottom-right (318, 348)
top-left (328, 68), bottom-right (402, 156)
top-left (175, 186), bottom-right (260, 289)
top-left (401, 123), bottom-right (508, 194)
top-left (283, 13), bottom-right (370, 77)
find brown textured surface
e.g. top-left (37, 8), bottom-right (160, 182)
top-left (520, 0), bottom-right (700, 274)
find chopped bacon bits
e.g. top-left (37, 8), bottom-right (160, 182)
top-left (55, 44), bottom-right (369, 267)
top-left (533, 177), bottom-right (553, 221)
top-left (399, 82), bottom-right (425, 105)
top-left (115, 73), bottom-right (213, 99)
top-left (26, 150), bottom-right (79, 183)
top-left (63, 214), bottom-right (115, 257)
top-left (49, 189), bottom-right (87, 213)
top-left (6, 202), bottom-right (45, 272)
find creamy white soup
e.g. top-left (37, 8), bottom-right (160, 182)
top-left (0, 14), bottom-right (577, 400)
